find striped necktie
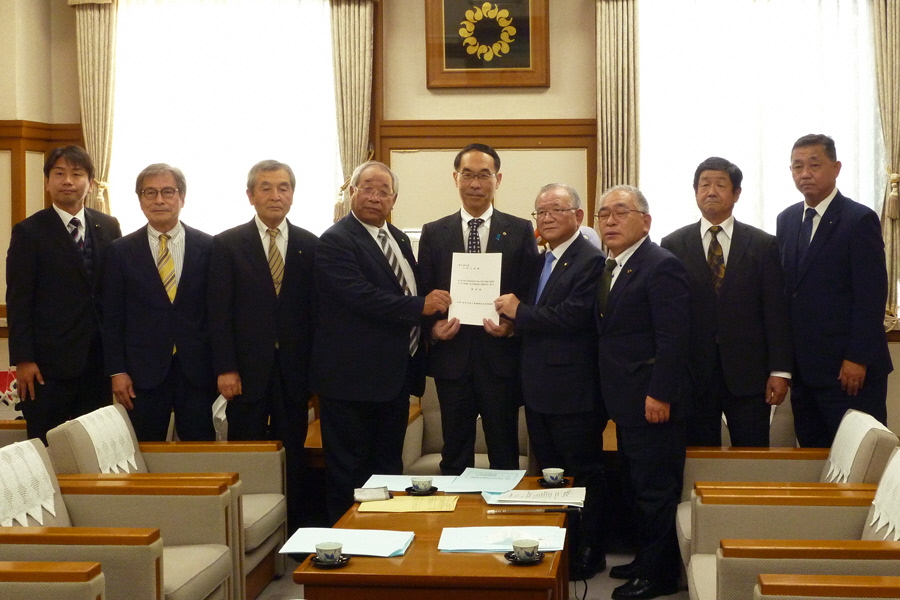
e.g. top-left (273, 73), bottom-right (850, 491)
top-left (69, 217), bottom-right (84, 251)
top-left (267, 228), bottom-right (284, 296)
top-left (377, 229), bottom-right (419, 356)
top-left (157, 234), bottom-right (176, 303)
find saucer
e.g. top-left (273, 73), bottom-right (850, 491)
top-left (311, 555), bottom-right (351, 569)
top-left (504, 551), bottom-right (545, 566)
top-left (405, 485), bottom-right (438, 496)
top-left (538, 477), bottom-right (569, 487)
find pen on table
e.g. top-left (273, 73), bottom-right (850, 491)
top-left (487, 508), bottom-right (582, 515)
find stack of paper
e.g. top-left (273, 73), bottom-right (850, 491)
top-left (482, 488), bottom-right (586, 508)
top-left (280, 528), bottom-right (414, 557)
top-left (443, 468), bottom-right (526, 493)
top-left (438, 526), bottom-right (566, 553)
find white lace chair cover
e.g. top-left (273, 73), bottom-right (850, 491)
top-left (870, 451), bottom-right (900, 541)
top-left (825, 410), bottom-right (892, 483)
top-left (75, 405), bottom-right (137, 473)
top-left (0, 440), bottom-right (56, 526)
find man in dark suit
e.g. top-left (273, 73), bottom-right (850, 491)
top-left (102, 164), bottom-right (216, 442)
top-left (776, 134), bottom-right (892, 447)
top-left (7, 145), bottom-right (122, 444)
top-left (596, 185), bottom-right (690, 600)
top-left (494, 183), bottom-right (607, 581)
top-left (312, 160), bottom-right (450, 523)
top-left (661, 157), bottom-right (792, 447)
top-left (417, 143), bottom-right (538, 475)
top-left (208, 160), bottom-right (318, 532)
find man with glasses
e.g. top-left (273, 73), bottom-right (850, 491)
top-left (595, 185), bottom-right (689, 600)
top-left (661, 157), bottom-right (792, 447)
top-left (418, 143), bottom-right (538, 476)
top-left (7, 145), bottom-right (121, 443)
top-left (102, 164), bottom-right (216, 442)
top-left (494, 183), bottom-right (608, 581)
top-left (209, 160), bottom-right (318, 533)
top-left (312, 160), bottom-right (450, 523)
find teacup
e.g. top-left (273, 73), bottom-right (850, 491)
top-left (512, 539), bottom-right (540, 562)
top-left (542, 467), bottom-right (564, 485)
top-left (411, 476), bottom-right (433, 492)
top-left (315, 542), bottom-right (343, 564)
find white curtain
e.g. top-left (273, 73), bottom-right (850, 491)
top-left (638, 0), bottom-right (886, 239)
top-left (108, 0), bottom-right (341, 236)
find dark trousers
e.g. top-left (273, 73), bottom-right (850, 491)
top-left (21, 338), bottom-right (110, 445)
top-left (791, 370), bottom-right (888, 448)
top-left (616, 419), bottom-right (685, 584)
top-left (226, 356), bottom-right (308, 534)
top-left (687, 352), bottom-right (771, 447)
top-left (130, 354), bottom-right (216, 442)
top-left (320, 383), bottom-right (411, 525)
top-left (526, 406), bottom-right (607, 553)
top-left (435, 339), bottom-right (521, 475)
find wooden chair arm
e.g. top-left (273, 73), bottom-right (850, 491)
top-left (687, 448), bottom-right (830, 460)
top-left (0, 527), bottom-right (160, 546)
top-left (0, 561), bottom-right (101, 583)
top-left (695, 481), bottom-right (877, 492)
top-left (697, 488), bottom-right (875, 506)
top-left (757, 573), bottom-right (900, 597)
top-left (139, 440), bottom-right (282, 452)
top-left (57, 472), bottom-right (239, 485)
top-left (721, 539), bottom-right (900, 560)
top-left (59, 479), bottom-right (228, 496)
top-left (0, 420), bottom-right (26, 431)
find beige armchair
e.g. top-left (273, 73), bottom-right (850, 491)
top-left (754, 573), bottom-right (900, 600)
top-left (0, 561), bottom-right (106, 600)
top-left (0, 420), bottom-right (27, 448)
top-left (0, 439), bottom-right (233, 600)
top-left (678, 409), bottom-right (898, 566)
top-left (47, 404), bottom-right (286, 600)
top-left (401, 377), bottom-right (532, 475)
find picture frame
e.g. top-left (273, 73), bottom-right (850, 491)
top-left (425, 0), bottom-right (549, 89)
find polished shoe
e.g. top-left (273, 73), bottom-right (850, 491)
top-left (608, 560), bottom-right (638, 580)
top-left (611, 578), bottom-right (679, 600)
top-left (568, 547), bottom-right (606, 580)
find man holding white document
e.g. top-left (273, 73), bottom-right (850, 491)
top-left (418, 143), bottom-right (538, 476)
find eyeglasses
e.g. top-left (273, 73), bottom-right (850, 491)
top-left (531, 208), bottom-right (577, 220)
top-left (595, 207), bottom-right (646, 221)
top-left (355, 187), bottom-right (394, 200)
top-left (141, 187), bottom-right (179, 200)
top-left (456, 171), bottom-right (497, 182)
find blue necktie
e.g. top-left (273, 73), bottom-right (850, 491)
top-left (535, 251), bottom-right (555, 301)
top-left (797, 207), bottom-right (817, 266)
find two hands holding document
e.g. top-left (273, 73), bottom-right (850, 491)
top-left (432, 253), bottom-right (519, 339)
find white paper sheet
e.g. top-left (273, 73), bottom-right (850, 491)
top-left (362, 474), bottom-right (459, 492)
top-left (279, 527), bottom-right (414, 557)
top-left (438, 526), bottom-right (566, 552)
top-left (443, 468), bottom-right (525, 493)
top-left (482, 488), bottom-right (586, 507)
top-left (448, 252), bottom-right (502, 326)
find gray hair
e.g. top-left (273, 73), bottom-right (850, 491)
top-left (349, 160), bottom-right (399, 196)
top-left (247, 160), bottom-right (296, 192)
top-left (536, 183), bottom-right (581, 210)
top-left (600, 184), bottom-right (649, 213)
top-left (135, 163), bottom-right (186, 197)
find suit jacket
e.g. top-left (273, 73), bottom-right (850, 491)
top-left (7, 206), bottom-right (121, 378)
top-left (208, 218), bottom-right (318, 404)
top-left (516, 234), bottom-right (605, 414)
top-left (418, 209), bottom-right (538, 379)
top-left (310, 214), bottom-right (426, 402)
top-left (776, 192), bottom-right (892, 386)
top-left (596, 239), bottom-right (691, 427)
top-left (661, 220), bottom-right (792, 397)
top-left (102, 223), bottom-right (214, 390)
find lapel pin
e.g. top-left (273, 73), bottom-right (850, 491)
top-left (563, 262), bottom-right (568, 267)
top-left (627, 269), bottom-right (633, 274)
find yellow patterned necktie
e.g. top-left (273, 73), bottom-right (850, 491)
top-left (707, 225), bottom-right (725, 294)
top-left (157, 234), bottom-right (176, 302)
top-left (267, 228), bottom-right (284, 296)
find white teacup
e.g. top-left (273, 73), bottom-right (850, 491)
top-left (512, 539), bottom-right (540, 562)
top-left (315, 542), bottom-right (343, 563)
top-left (411, 476), bottom-right (433, 492)
top-left (542, 467), bottom-right (564, 485)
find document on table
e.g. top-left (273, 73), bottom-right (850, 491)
top-left (438, 526), bottom-right (566, 553)
top-left (363, 474), bottom-right (459, 491)
top-left (280, 528), bottom-right (414, 557)
top-left (357, 495), bottom-right (458, 513)
top-left (482, 488), bottom-right (586, 507)
top-left (448, 252), bottom-right (502, 326)
top-left (443, 468), bottom-right (525, 493)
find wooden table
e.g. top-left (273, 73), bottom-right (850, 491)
top-left (293, 478), bottom-right (569, 600)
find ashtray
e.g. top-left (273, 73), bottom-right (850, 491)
top-left (310, 555), bottom-right (351, 569)
top-left (405, 486), bottom-right (438, 496)
top-left (538, 477), bottom-right (569, 487)
top-left (504, 551), bottom-right (545, 566)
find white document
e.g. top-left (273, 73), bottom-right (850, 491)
top-left (438, 526), bottom-right (566, 553)
top-left (443, 468), bottom-right (525, 493)
top-left (448, 252), bottom-right (502, 326)
top-left (362, 474), bottom-right (459, 492)
top-left (279, 527), bottom-right (414, 557)
top-left (482, 488), bottom-right (586, 508)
